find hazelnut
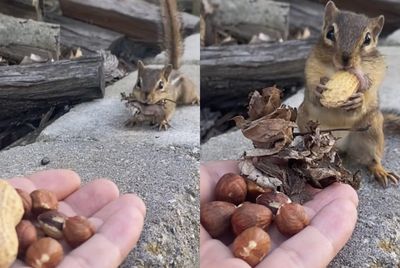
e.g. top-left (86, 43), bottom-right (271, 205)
top-left (232, 226), bottom-right (271, 267)
top-left (25, 237), bottom-right (63, 268)
top-left (37, 211), bottom-right (66, 240)
top-left (245, 179), bottom-right (271, 202)
top-left (63, 216), bottom-right (95, 248)
top-left (215, 173), bottom-right (247, 205)
top-left (16, 188), bottom-right (32, 218)
top-left (231, 203), bottom-right (273, 236)
top-left (30, 190), bottom-right (58, 215)
top-left (200, 201), bottom-right (236, 238)
top-left (16, 220), bottom-right (37, 255)
top-left (275, 203), bottom-right (310, 236)
top-left (256, 191), bottom-right (291, 214)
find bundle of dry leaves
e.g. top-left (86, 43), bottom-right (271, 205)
top-left (233, 86), bottom-right (361, 203)
top-left (120, 92), bottom-right (167, 128)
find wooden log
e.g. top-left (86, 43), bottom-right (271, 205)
top-left (0, 1), bottom-right (37, 19)
top-left (59, 0), bottom-right (199, 43)
top-left (0, 55), bottom-right (104, 126)
top-left (279, 0), bottom-right (324, 39)
top-left (200, 39), bottom-right (314, 109)
top-left (0, 13), bottom-right (60, 59)
top-left (207, 0), bottom-right (290, 42)
top-left (45, 14), bottom-right (123, 54)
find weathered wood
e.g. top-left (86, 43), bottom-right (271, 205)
top-left (59, 0), bottom-right (199, 43)
top-left (11, 0), bottom-right (43, 20)
top-left (0, 55), bottom-right (104, 125)
top-left (0, 2), bottom-right (37, 20)
top-left (207, 0), bottom-right (290, 42)
top-left (200, 39), bottom-right (314, 109)
top-left (0, 13), bottom-right (60, 59)
top-left (278, 0), bottom-right (324, 38)
top-left (45, 14), bottom-right (123, 54)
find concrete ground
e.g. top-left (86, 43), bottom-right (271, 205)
top-left (0, 35), bottom-right (200, 267)
top-left (202, 46), bottom-right (400, 267)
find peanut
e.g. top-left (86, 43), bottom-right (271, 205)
top-left (320, 71), bottom-right (359, 108)
top-left (0, 179), bottom-right (24, 268)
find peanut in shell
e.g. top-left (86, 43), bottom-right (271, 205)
top-left (320, 71), bottom-right (359, 108)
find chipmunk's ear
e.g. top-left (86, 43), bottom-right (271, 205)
top-left (324, 1), bottom-right (338, 26)
top-left (162, 64), bottom-right (173, 81)
top-left (371, 15), bottom-right (385, 38)
top-left (137, 60), bottom-right (145, 74)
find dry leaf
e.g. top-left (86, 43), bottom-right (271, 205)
top-left (235, 88), bottom-right (361, 203)
top-left (239, 159), bottom-right (282, 189)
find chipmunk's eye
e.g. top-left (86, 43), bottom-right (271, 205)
top-left (158, 81), bottom-right (164, 90)
top-left (326, 27), bottom-right (335, 42)
top-left (363, 32), bottom-right (371, 45)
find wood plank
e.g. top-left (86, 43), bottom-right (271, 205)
top-left (0, 55), bottom-right (104, 124)
top-left (0, 13), bottom-right (60, 59)
top-left (200, 39), bottom-right (314, 109)
top-left (59, 0), bottom-right (199, 43)
top-left (45, 14), bottom-right (123, 53)
top-left (207, 0), bottom-right (290, 42)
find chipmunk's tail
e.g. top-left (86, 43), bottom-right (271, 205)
top-left (159, 0), bottom-right (184, 70)
top-left (383, 109), bottom-right (400, 133)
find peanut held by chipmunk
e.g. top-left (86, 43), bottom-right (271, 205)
top-left (297, 1), bottom-right (400, 187)
top-left (121, 0), bottom-right (199, 131)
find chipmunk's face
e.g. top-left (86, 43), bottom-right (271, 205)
top-left (132, 60), bottom-right (173, 104)
top-left (322, 1), bottom-right (384, 70)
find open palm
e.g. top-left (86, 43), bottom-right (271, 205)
top-left (201, 161), bottom-right (358, 268)
top-left (7, 169), bottom-right (146, 268)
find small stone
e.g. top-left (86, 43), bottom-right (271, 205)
top-left (41, 157), bottom-right (50, 166)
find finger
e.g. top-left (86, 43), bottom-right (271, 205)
top-left (200, 161), bottom-right (239, 204)
top-left (62, 179), bottom-right (120, 217)
top-left (266, 183), bottom-right (358, 247)
top-left (305, 183), bottom-right (358, 214)
top-left (200, 236), bottom-right (238, 266)
top-left (58, 194), bottom-right (146, 268)
top-left (9, 170), bottom-right (81, 200)
top-left (259, 198), bottom-right (357, 268)
top-left (200, 225), bottom-right (212, 245)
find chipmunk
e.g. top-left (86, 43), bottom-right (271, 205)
top-left (127, 0), bottom-right (200, 130)
top-left (297, 1), bottom-right (400, 187)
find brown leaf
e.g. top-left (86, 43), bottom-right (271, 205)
top-left (247, 86), bottom-right (282, 120)
top-left (235, 116), bottom-right (295, 149)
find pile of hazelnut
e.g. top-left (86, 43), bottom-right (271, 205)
top-left (15, 188), bottom-right (95, 268)
top-left (201, 173), bottom-right (310, 267)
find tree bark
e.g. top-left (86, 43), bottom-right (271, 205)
top-left (0, 13), bottom-right (60, 59)
top-left (59, 0), bottom-right (199, 43)
top-left (0, 55), bottom-right (105, 126)
top-left (200, 39), bottom-right (314, 109)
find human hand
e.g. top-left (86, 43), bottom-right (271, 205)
top-left (200, 160), bottom-right (358, 268)
top-left (8, 169), bottom-right (146, 268)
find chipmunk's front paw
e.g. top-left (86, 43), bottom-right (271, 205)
top-left (340, 92), bottom-right (363, 111)
top-left (158, 120), bottom-right (171, 131)
top-left (315, 77), bottom-right (329, 101)
top-left (370, 164), bottom-right (399, 187)
top-left (192, 96), bottom-right (200, 105)
top-left (124, 118), bottom-right (137, 128)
